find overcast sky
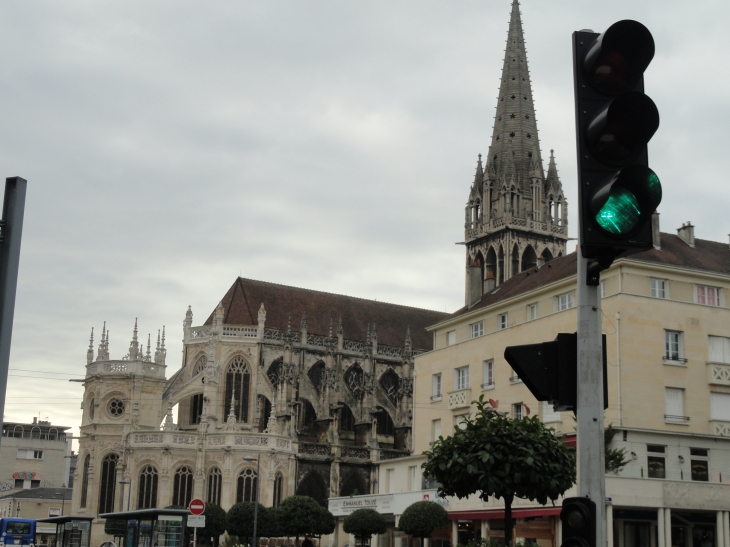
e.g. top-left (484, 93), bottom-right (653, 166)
top-left (0, 0), bottom-right (727, 442)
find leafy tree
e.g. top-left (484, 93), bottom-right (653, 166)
top-left (422, 396), bottom-right (575, 546)
top-left (277, 495), bottom-right (325, 543)
top-left (312, 506), bottom-right (336, 537)
top-left (605, 424), bottom-right (630, 474)
top-left (226, 502), bottom-right (274, 546)
top-left (343, 508), bottom-right (387, 547)
top-left (104, 518), bottom-right (127, 540)
top-left (200, 503), bottom-right (227, 547)
top-left (398, 501), bottom-right (448, 547)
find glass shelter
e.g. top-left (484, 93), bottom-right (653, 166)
top-left (36, 516), bottom-right (94, 547)
top-left (99, 509), bottom-right (190, 547)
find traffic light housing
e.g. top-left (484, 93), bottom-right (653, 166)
top-left (573, 21), bottom-right (662, 283)
top-left (504, 333), bottom-right (607, 412)
top-left (560, 497), bottom-right (597, 547)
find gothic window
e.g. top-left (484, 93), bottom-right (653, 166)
top-left (173, 466), bottom-right (194, 507)
top-left (108, 398), bottom-right (125, 418)
top-left (300, 400), bottom-right (317, 436)
top-left (340, 472), bottom-right (366, 497)
top-left (521, 245), bottom-right (537, 272)
top-left (485, 248), bottom-right (497, 285)
top-left (339, 405), bottom-right (355, 432)
top-left (295, 471), bottom-right (327, 507)
top-left (224, 356), bottom-right (251, 423)
top-left (542, 249), bottom-right (554, 263)
top-left (236, 468), bottom-right (258, 503)
top-left (189, 393), bottom-right (204, 425)
top-left (273, 473), bottom-right (284, 508)
top-left (379, 369), bottom-right (399, 405)
top-left (267, 357), bottom-right (283, 387)
top-left (207, 467), bottom-right (222, 506)
top-left (80, 455), bottom-right (90, 509)
top-left (258, 396), bottom-right (272, 432)
top-left (192, 354), bottom-right (207, 377)
top-left (498, 246), bottom-right (505, 285)
top-left (308, 361), bottom-right (326, 394)
top-left (511, 245), bottom-right (519, 275)
top-left (98, 453), bottom-right (118, 514)
top-left (375, 407), bottom-right (395, 436)
top-left (88, 395), bottom-right (95, 421)
top-left (344, 363), bottom-right (364, 397)
top-left (137, 465), bottom-right (158, 509)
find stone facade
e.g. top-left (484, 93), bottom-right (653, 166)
top-left (70, 277), bottom-right (447, 545)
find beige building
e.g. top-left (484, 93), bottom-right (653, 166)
top-left (0, 418), bottom-right (73, 493)
top-left (0, 487), bottom-right (73, 546)
top-left (408, 222), bottom-right (730, 547)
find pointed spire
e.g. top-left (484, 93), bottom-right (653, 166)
top-left (184, 305), bottom-right (193, 328)
top-left (337, 316), bottom-right (343, 335)
top-left (470, 154), bottom-right (484, 200)
top-left (145, 334), bottom-right (151, 361)
top-left (257, 303), bottom-right (266, 325)
top-left (87, 327), bottom-right (95, 365)
top-left (129, 318), bottom-right (139, 360)
top-left (366, 324), bottom-right (371, 344)
top-left (300, 312), bottom-right (307, 331)
top-left (154, 327), bottom-right (167, 365)
top-left (227, 387), bottom-right (237, 425)
top-left (372, 322), bottom-right (377, 339)
top-left (405, 326), bottom-right (412, 348)
top-left (546, 149), bottom-right (560, 189)
top-left (287, 314), bottom-right (292, 334)
top-left (328, 318), bottom-right (333, 338)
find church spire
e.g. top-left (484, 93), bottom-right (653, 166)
top-left (487, 0), bottom-right (542, 187)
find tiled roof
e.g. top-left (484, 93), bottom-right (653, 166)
top-left (0, 487), bottom-right (72, 501)
top-left (204, 278), bottom-right (449, 350)
top-left (447, 233), bottom-right (730, 320)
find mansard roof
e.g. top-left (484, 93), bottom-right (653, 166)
top-left (448, 233), bottom-right (730, 319)
top-left (205, 277), bottom-right (448, 350)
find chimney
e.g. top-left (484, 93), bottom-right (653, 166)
top-left (677, 222), bottom-right (695, 247)
top-left (652, 211), bottom-right (660, 250)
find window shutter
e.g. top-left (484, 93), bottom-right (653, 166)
top-left (665, 388), bottom-right (683, 416)
top-left (711, 393), bottom-right (730, 421)
top-left (709, 336), bottom-right (725, 362)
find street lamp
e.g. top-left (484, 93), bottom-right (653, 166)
top-left (243, 455), bottom-right (261, 547)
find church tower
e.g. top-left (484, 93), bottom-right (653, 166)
top-left (464, 0), bottom-right (568, 307)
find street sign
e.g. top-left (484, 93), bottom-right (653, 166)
top-left (189, 498), bottom-right (205, 515)
top-left (187, 515), bottom-right (205, 528)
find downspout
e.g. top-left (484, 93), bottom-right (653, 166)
top-left (615, 312), bottom-right (622, 427)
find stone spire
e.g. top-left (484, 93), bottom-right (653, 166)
top-left (128, 318), bottom-right (139, 360)
top-left (87, 328), bottom-right (94, 365)
top-left (145, 333), bottom-right (152, 362)
top-left (300, 312), bottom-right (307, 331)
top-left (154, 328), bottom-right (167, 365)
top-left (336, 316), bottom-right (343, 335)
top-left (97, 322), bottom-right (109, 361)
top-left (487, 0), bottom-right (543, 185)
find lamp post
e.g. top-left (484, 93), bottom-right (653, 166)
top-left (243, 455), bottom-right (261, 547)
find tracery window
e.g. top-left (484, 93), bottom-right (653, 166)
top-left (224, 356), bottom-right (251, 423)
top-left (236, 468), bottom-right (258, 503)
top-left (98, 453), bottom-right (118, 514)
top-left (190, 393), bottom-right (204, 425)
top-left (308, 361), bottom-right (326, 394)
top-left (207, 467), bottom-right (222, 506)
top-left (273, 472), bottom-right (284, 507)
top-left (267, 357), bottom-right (283, 387)
top-left (80, 454), bottom-right (90, 508)
top-left (172, 466), bottom-right (194, 507)
top-left (375, 408), bottom-right (395, 436)
top-left (344, 363), bottom-right (364, 397)
top-left (339, 405), bottom-right (355, 432)
top-left (379, 369), bottom-right (399, 404)
top-left (137, 465), bottom-right (158, 509)
top-left (192, 354), bottom-right (207, 376)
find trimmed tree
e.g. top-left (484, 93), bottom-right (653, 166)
top-left (422, 396), bottom-right (575, 546)
top-left (312, 506), bottom-right (337, 538)
top-left (201, 503), bottom-right (227, 547)
top-left (398, 501), bottom-right (449, 547)
top-left (277, 495), bottom-right (325, 543)
top-left (343, 508), bottom-right (387, 547)
top-left (104, 519), bottom-right (127, 541)
top-left (226, 502), bottom-right (274, 546)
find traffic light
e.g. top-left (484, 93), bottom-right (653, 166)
top-left (560, 497), bottom-right (596, 547)
top-left (504, 333), bottom-right (607, 412)
top-left (573, 21), bottom-right (662, 282)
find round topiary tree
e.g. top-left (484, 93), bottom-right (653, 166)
top-left (343, 508), bottom-right (387, 547)
top-left (312, 505), bottom-right (336, 538)
top-left (398, 502), bottom-right (449, 547)
top-left (226, 502), bottom-right (273, 546)
top-left (277, 495), bottom-right (325, 544)
top-left (201, 502), bottom-right (227, 547)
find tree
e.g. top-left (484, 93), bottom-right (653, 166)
top-left (312, 506), bottom-right (336, 537)
top-left (398, 501), bottom-right (449, 547)
top-left (343, 508), bottom-right (387, 547)
top-left (277, 495), bottom-right (325, 543)
top-left (104, 518), bottom-right (127, 541)
top-left (201, 503), bottom-right (227, 547)
top-left (605, 424), bottom-right (630, 474)
top-left (226, 502), bottom-right (274, 546)
top-left (422, 396), bottom-right (575, 546)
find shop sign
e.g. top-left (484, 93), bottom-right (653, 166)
top-left (329, 495), bottom-right (393, 516)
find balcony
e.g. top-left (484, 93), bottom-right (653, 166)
top-left (448, 388), bottom-right (471, 410)
top-left (710, 420), bottom-right (730, 437)
top-left (708, 362), bottom-right (730, 386)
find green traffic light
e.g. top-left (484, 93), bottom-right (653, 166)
top-left (595, 186), bottom-right (640, 234)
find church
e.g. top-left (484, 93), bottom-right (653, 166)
top-left (70, 277), bottom-right (447, 544)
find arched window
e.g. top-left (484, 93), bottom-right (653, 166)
top-left (207, 467), bottom-right (222, 506)
top-left (344, 363), bottom-right (364, 397)
top-left (31, 426), bottom-right (41, 439)
top-left (511, 244), bottom-right (520, 276)
top-left (12, 425), bottom-right (23, 438)
top-left (98, 453), bottom-right (118, 514)
top-left (190, 393), bottom-right (204, 425)
top-left (541, 249), bottom-right (554, 263)
top-left (258, 396), bottom-right (272, 432)
top-left (295, 471), bottom-right (327, 507)
top-left (498, 246), bottom-right (505, 285)
top-left (137, 465), bottom-right (158, 509)
top-left (236, 468), bottom-right (258, 503)
top-left (339, 405), bottom-right (355, 432)
top-left (300, 400), bottom-right (317, 436)
top-left (80, 455), bottom-right (90, 509)
top-left (308, 361), bottom-right (326, 394)
top-left (521, 245), bottom-right (537, 272)
top-left (375, 408), bottom-right (395, 436)
top-left (224, 356), bottom-right (251, 423)
top-left (173, 466), bottom-right (194, 507)
top-left (48, 428), bottom-right (58, 441)
top-left (273, 473), bottom-right (284, 508)
top-left (340, 472), bottom-right (366, 497)
top-left (192, 354), bottom-right (207, 377)
top-left (89, 397), bottom-right (95, 420)
top-left (267, 357), bottom-right (283, 387)
top-left (379, 369), bottom-right (399, 404)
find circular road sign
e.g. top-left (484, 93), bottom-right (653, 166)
top-left (189, 498), bottom-right (205, 515)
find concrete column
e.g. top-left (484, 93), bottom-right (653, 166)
top-left (607, 505), bottom-right (614, 547)
top-left (724, 512), bottom-right (730, 547)
top-left (664, 508), bottom-right (672, 547)
top-left (555, 517), bottom-right (561, 547)
top-left (349, 533), bottom-right (356, 547)
top-left (658, 508), bottom-right (665, 547)
top-left (480, 521), bottom-right (488, 541)
top-left (717, 512), bottom-right (724, 547)
top-left (452, 521), bottom-right (458, 547)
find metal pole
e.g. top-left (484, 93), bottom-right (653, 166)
top-left (0, 177), bottom-right (27, 450)
top-left (576, 254), bottom-right (606, 547)
top-left (252, 454), bottom-right (260, 547)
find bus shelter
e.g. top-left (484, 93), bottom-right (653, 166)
top-left (99, 508), bottom-right (190, 547)
top-left (36, 516), bottom-right (94, 547)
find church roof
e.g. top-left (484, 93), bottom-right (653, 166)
top-left (204, 277), bottom-right (448, 350)
top-left (447, 233), bottom-right (730, 319)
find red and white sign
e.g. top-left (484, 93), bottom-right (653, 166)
top-left (189, 499), bottom-right (205, 515)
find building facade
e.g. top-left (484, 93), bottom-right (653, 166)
top-left (70, 277), bottom-right (447, 545)
top-left (0, 487), bottom-right (73, 546)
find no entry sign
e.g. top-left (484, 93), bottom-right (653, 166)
top-left (189, 498), bottom-right (205, 515)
